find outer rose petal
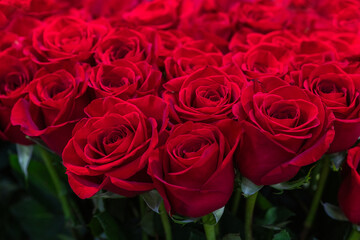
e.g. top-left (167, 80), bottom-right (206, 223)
top-left (329, 118), bottom-right (360, 153)
top-left (148, 120), bottom-right (240, 217)
top-left (338, 146), bottom-right (360, 225)
top-left (67, 172), bottom-right (108, 199)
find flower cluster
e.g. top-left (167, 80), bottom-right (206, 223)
top-left (1, 0), bottom-right (360, 223)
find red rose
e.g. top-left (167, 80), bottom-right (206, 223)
top-left (11, 64), bottom-right (91, 154)
top-left (294, 63), bottom-right (360, 152)
top-left (334, 7), bottom-right (360, 33)
top-left (179, 10), bottom-right (233, 52)
top-left (28, 16), bottom-right (108, 65)
top-left (338, 144), bottom-right (360, 225)
top-left (230, 1), bottom-right (289, 33)
top-left (94, 27), bottom-right (153, 64)
top-left (163, 66), bottom-right (246, 124)
top-left (293, 38), bottom-right (338, 67)
top-left (153, 29), bottom-right (191, 67)
top-left (124, 0), bottom-right (180, 29)
top-left (89, 60), bottom-right (162, 100)
top-left (0, 2), bottom-right (17, 29)
top-left (228, 43), bottom-right (292, 79)
top-left (148, 120), bottom-right (241, 217)
top-left (229, 30), bottom-right (298, 54)
top-left (164, 40), bottom-right (223, 80)
top-left (234, 76), bottom-right (335, 185)
top-left (309, 31), bottom-right (360, 62)
top-left (0, 54), bottom-right (35, 144)
top-left (62, 96), bottom-right (168, 198)
top-left (84, 0), bottom-right (143, 18)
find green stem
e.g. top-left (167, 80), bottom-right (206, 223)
top-left (244, 191), bottom-right (258, 240)
top-left (159, 202), bottom-right (172, 240)
top-left (348, 227), bottom-right (360, 240)
top-left (257, 192), bottom-right (273, 211)
top-left (203, 221), bottom-right (216, 240)
top-left (231, 188), bottom-right (242, 216)
top-left (39, 147), bottom-right (73, 222)
top-left (302, 157), bottom-right (330, 240)
top-left (139, 198), bottom-right (149, 240)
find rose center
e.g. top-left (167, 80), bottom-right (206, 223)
top-left (318, 80), bottom-right (341, 94)
top-left (269, 105), bottom-right (297, 119)
top-left (2, 73), bottom-right (24, 94)
top-left (203, 89), bottom-right (221, 102)
top-left (176, 137), bottom-right (209, 159)
top-left (46, 82), bottom-right (68, 98)
top-left (103, 126), bottom-right (128, 145)
top-left (112, 45), bottom-right (131, 60)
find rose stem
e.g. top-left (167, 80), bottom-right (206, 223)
top-left (203, 221), bottom-right (216, 240)
top-left (301, 156), bottom-right (330, 240)
top-left (231, 187), bottom-right (242, 215)
top-left (159, 202), bottom-right (172, 240)
top-left (244, 191), bottom-right (258, 240)
top-left (348, 227), bottom-right (360, 240)
top-left (39, 146), bottom-right (79, 238)
top-left (139, 197), bottom-right (149, 240)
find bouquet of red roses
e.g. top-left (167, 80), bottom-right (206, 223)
top-left (1, 0), bottom-right (360, 239)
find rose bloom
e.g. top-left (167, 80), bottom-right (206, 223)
top-left (152, 29), bottom-right (192, 67)
top-left (179, 10), bottom-right (233, 53)
top-left (164, 40), bottom-right (223, 80)
top-left (11, 64), bottom-right (91, 154)
top-left (229, 1), bottom-right (289, 33)
top-left (163, 66), bottom-right (246, 124)
top-left (89, 60), bottom-right (162, 100)
top-left (28, 15), bottom-right (109, 65)
top-left (338, 144), bottom-right (360, 225)
top-left (123, 0), bottom-right (180, 29)
top-left (94, 27), bottom-right (153, 64)
top-left (227, 42), bottom-right (292, 79)
top-left (292, 63), bottom-right (360, 152)
top-left (0, 53), bottom-right (36, 144)
top-left (62, 96), bottom-right (168, 198)
top-left (84, 0), bottom-right (143, 18)
top-left (292, 38), bottom-right (338, 67)
top-left (233, 76), bottom-right (335, 185)
top-left (148, 120), bottom-right (241, 218)
top-left (229, 30), bottom-right (299, 54)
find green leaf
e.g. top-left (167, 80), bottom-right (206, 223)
top-left (202, 207), bottom-right (225, 225)
top-left (189, 230), bottom-right (206, 240)
top-left (171, 214), bottom-right (199, 225)
top-left (260, 207), bottom-right (295, 230)
top-left (328, 152), bottom-right (346, 171)
top-left (91, 191), bottom-right (126, 199)
top-left (222, 233), bottom-right (242, 240)
top-left (322, 202), bottom-right (348, 221)
top-left (94, 211), bottom-right (126, 240)
top-left (16, 144), bottom-right (33, 179)
top-left (271, 165), bottom-right (313, 191)
top-left (88, 216), bottom-right (103, 237)
top-left (272, 230), bottom-right (291, 240)
top-left (10, 197), bottom-right (68, 240)
top-left (356, 225), bottom-right (360, 232)
top-left (140, 211), bottom-right (155, 236)
top-left (141, 190), bottom-right (163, 213)
top-left (241, 177), bottom-right (263, 197)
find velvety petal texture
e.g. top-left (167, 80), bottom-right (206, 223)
top-left (11, 64), bottom-right (91, 154)
top-left (338, 145), bottom-right (360, 225)
top-left (62, 96), bottom-right (168, 198)
top-left (163, 66), bottom-right (246, 123)
top-left (148, 120), bottom-right (241, 218)
top-left (234, 76), bottom-right (335, 185)
top-left (296, 63), bottom-right (360, 153)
